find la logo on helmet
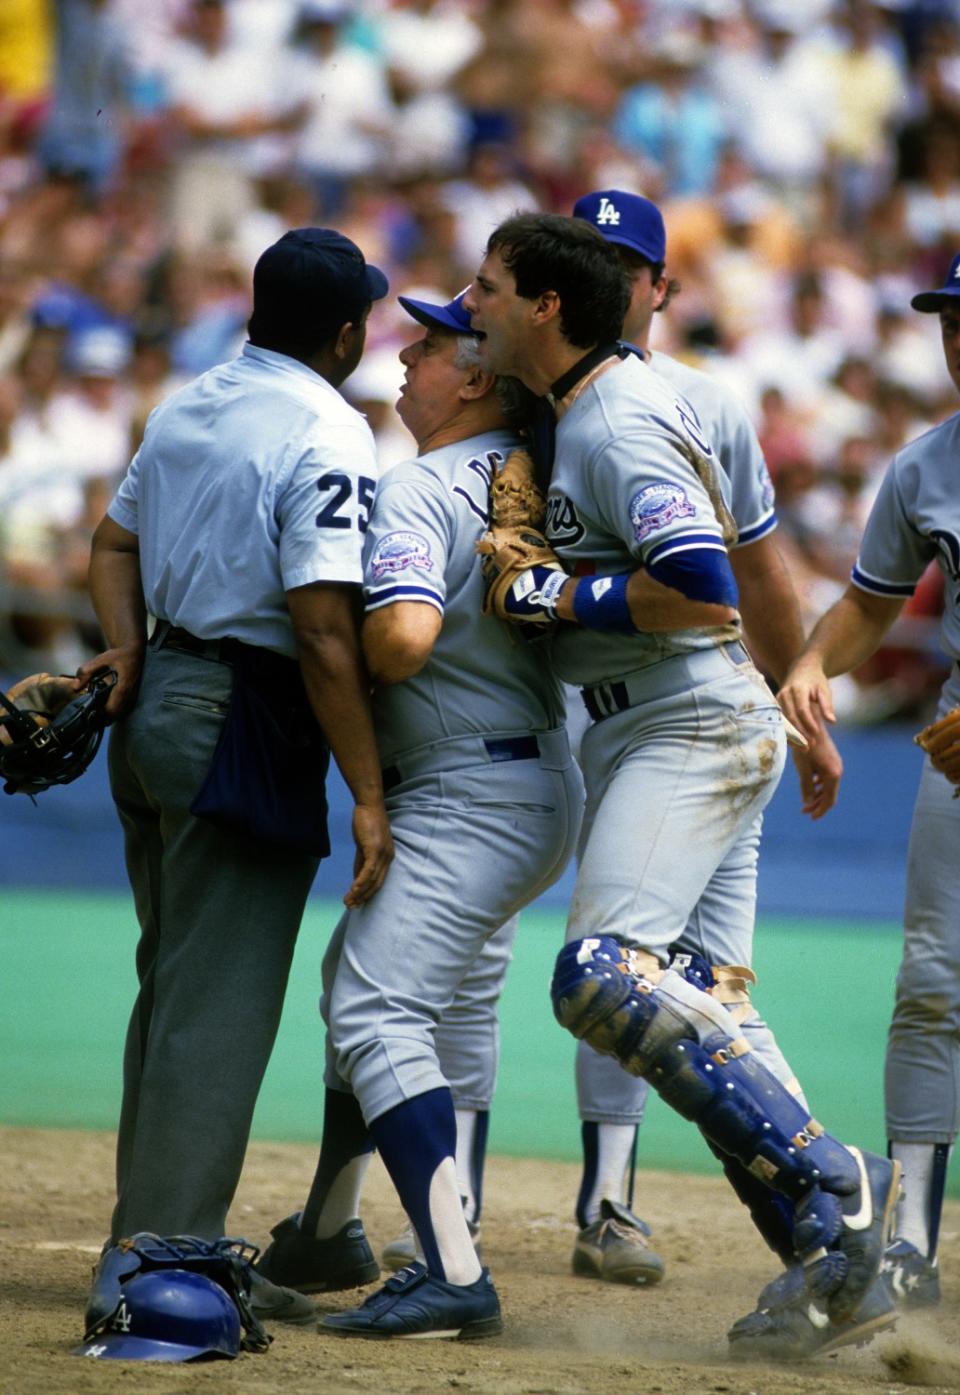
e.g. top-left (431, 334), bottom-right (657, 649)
top-left (596, 197), bottom-right (620, 226)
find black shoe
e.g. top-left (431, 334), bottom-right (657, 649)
top-left (246, 1269), bottom-right (317, 1325)
top-left (729, 1269), bottom-right (897, 1362)
top-left (255, 1213), bottom-right (379, 1294)
top-left (881, 1238), bottom-right (941, 1309)
top-left (321, 1262), bottom-right (503, 1340)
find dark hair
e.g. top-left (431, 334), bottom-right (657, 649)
top-left (486, 212), bottom-right (630, 349)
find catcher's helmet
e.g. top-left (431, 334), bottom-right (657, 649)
top-left (72, 1268), bottom-right (241, 1363)
top-left (0, 669), bottom-right (116, 796)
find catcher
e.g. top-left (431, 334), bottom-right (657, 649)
top-left (779, 252), bottom-right (960, 1310)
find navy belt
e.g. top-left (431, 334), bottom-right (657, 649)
top-left (582, 641), bottom-right (752, 722)
top-left (382, 733), bottom-right (541, 793)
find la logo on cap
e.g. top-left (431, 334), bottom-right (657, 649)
top-left (595, 196), bottom-right (621, 227)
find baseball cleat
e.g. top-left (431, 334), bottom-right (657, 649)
top-left (381, 1217), bottom-right (481, 1273)
top-left (881, 1237), bottom-right (941, 1309)
top-left (254, 1213), bottom-right (379, 1294)
top-left (814, 1149), bottom-right (901, 1323)
top-left (321, 1262), bottom-right (503, 1340)
top-left (728, 1270), bottom-right (897, 1362)
top-left (572, 1199), bottom-right (665, 1286)
top-left (246, 1270), bottom-right (317, 1326)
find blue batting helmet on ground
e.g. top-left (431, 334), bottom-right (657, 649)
top-left (72, 1268), bottom-right (241, 1362)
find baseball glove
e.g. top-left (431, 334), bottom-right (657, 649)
top-left (488, 447), bottom-right (547, 530)
top-left (476, 448), bottom-right (566, 626)
top-left (914, 706), bottom-right (960, 791)
top-left (84, 1233), bottom-right (271, 1353)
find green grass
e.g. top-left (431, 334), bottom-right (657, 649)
top-left (4, 887), bottom-right (952, 1194)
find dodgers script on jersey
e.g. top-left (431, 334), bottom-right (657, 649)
top-left (647, 349), bottom-right (776, 547)
top-left (364, 428), bottom-right (564, 761)
top-left (852, 411), bottom-right (960, 659)
top-left (546, 353), bottom-right (739, 686)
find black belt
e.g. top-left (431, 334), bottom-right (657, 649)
top-left (149, 621), bottom-right (300, 683)
top-left (381, 733), bottom-right (540, 793)
top-left (150, 622), bottom-right (245, 663)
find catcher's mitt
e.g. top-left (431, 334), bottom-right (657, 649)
top-left (477, 448), bottom-right (566, 626)
top-left (914, 706), bottom-right (960, 792)
top-left (488, 446), bottom-right (546, 530)
top-left (84, 1232), bottom-right (271, 1354)
top-left (0, 669), bottom-right (115, 796)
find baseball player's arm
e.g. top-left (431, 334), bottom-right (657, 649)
top-left (731, 535), bottom-right (843, 819)
top-left (76, 514), bottom-right (146, 719)
top-left (362, 602), bottom-right (443, 686)
top-left (287, 582), bottom-right (393, 907)
top-left (778, 584), bottom-right (906, 744)
top-left (552, 568), bottom-right (736, 631)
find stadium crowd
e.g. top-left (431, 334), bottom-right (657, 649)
top-left (0, 0), bottom-right (956, 717)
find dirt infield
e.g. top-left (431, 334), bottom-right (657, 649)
top-left (2, 1126), bottom-right (958, 1395)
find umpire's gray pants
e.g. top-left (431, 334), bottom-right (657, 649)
top-left (107, 645), bottom-right (319, 1240)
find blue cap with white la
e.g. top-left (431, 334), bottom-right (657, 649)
top-left (397, 289), bottom-right (478, 335)
top-left (572, 189), bottom-right (666, 264)
top-left (911, 252), bottom-right (960, 313)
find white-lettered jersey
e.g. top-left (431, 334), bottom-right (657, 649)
top-left (546, 353), bottom-right (739, 687)
top-left (364, 428), bottom-right (564, 762)
top-left (648, 348), bottom-right (776, 547)
top-left (852, 410), bottom-right (960, 660)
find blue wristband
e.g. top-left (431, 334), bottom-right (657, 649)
top-left (572, 574), bottom-right (636, 632)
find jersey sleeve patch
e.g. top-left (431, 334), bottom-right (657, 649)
top-left (629, 482), bottom-right (696, 543)
top-left (369, 530), bottom-right (434, 583)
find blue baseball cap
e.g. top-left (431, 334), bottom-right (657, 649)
top-left (397, 289), bottom-right (479, 336)
top-left (253, 228), bottom-right (388, 326)
top-left (911, 252), bottom-right (960, 313)
top-left (572, 189), bottom-right (666, 264)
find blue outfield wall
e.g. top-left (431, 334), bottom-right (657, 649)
top-left (0, 719), bottom-right (923, 920)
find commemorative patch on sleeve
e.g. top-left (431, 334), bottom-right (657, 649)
top-left (629, 482), bottom-right (696, 542)
top-left (370, 530), bottom-right (434, 582)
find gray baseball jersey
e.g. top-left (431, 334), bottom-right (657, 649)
top-left (364, 427), bottom-right (564, 760)
top-left (648, 348), bottom-right (776, 547)
top-left (322, 428), bottom-right (582, 1123)
top-left (545, 353), bottom-right (739, 686)
top-left (850, 409), bottom-right (960, 1143)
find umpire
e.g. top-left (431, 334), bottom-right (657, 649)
top-left (76, 228), bottom-right (393, 1322)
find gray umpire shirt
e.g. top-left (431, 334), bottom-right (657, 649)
top-left (109, 343), bottom-right (377, 658)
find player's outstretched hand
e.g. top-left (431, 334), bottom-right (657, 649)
top-left (777, 654), bottom-right (836, 747)
top-left (345, 801), bottom-right (394, 908)
top-left (791, 722), bottom-right (843, 820)
top-left (75, 643), bottom-right (145, 721)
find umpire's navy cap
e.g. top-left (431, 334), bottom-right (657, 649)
top-left (911, 252), bottom-right (960, 313)
top-left (398, 289), bottom-right (478, 336)
top-left (253, 229), bottom-right (388, 326)
top-left (573, 189), bottom-right (666, 264)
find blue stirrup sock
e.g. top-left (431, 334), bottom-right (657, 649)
top-left (301, 1087), bottom-right (375, 1238)
top-left (370, 1087), bottom-right (482, 1285)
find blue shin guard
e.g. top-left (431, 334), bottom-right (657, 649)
top-left (552, 936), bottom-right (900, 1319)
